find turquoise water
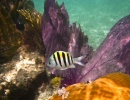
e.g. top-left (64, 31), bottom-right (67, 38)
top-left (33, 0), bottom-right (130, 50)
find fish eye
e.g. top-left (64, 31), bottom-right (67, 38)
top-left (49, 61), bottom-right (51, 64)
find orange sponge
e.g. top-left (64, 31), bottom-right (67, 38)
top-left (51, 73), bottom-right (130, 100)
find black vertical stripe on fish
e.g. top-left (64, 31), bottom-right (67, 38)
top-left (57, 52), bottom-right (62, 67)
top-left (67, 53), bottom-right (71, 65)
top-left (62, 52), bottom-right (67, 66)
top-left (53, 53), bottom-right (57, 66)
top-left (70, 55), bottom-right (73, 63)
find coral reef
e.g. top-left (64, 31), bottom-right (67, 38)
top-left (51, 73), bottom-right (130, 100)
top-left (18, 9), bottom-right (42, 32)
top-left (0, 0), bottom-right (29, 31)
top-left (9, 0), bottom-right (25, 23)
top-left (0, 0), bottom-right (46, 100)
top-left (36, 77), bottom-right (62, 100)
top-left (0, 0), bottom-right (25, 22)
top-left (0, 0), bottom-right (37, 63)
top-left (78, 15), bottom-right (130, 82)
top-left (0, 0), bottom-right (35, 31)
top-left (0, 46), bottom-right (47, 100)
top-left (41, 0), bottom-right (70, 60)
top-left (1, 0), bottom-right (130, 100)
top-left (42, 0), bottom-right (93, 85)
top-left (0, 0), bottom-right (47, 99)
top-left (18, 9), bottom-right (46, 54)
top-left (50, 77), bottom-right (62, 88)
top-left (0, 6), bottom-right (22, 63)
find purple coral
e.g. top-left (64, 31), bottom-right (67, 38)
top-left (42, 0), bottom-right (130, 85)
top-left (42, 0), bottom-right (70, 61)
top-left (78, 15), bottom-right (130, 82)
top-left (42, 0), bottom-right (93, 85)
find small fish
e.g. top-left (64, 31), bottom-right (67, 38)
top-left (47, 51), bottom-right (85, 70)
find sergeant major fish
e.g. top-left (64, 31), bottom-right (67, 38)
top-left (47, 51), bottom-right (85, 70)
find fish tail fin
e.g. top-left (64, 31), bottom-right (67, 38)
top-left (73, 56), bottom-right (86, 66)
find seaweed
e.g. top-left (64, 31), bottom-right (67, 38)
top-left (18, 9), bottom-right (46, 54)
top-left (18, 9), bottom-right (42, 32)
top-left (0, 6), bottom-right (22, 64)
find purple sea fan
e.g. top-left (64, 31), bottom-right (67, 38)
top-left (55, 23), bottom-right (93, 85)
top-left (78, 15), bottom-right (130, 83)
top-left (42, 0), bottom-right (70, 62)
top-left (41, 0), bottom-right (93, 85)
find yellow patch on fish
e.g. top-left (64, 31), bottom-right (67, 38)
top-left (59, 51), bottom-right (63, 58)
top-left (54, 51), bottom-right (63, 59)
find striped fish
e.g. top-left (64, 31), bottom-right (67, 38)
top-left (47, 51), bottom-right (85, 70)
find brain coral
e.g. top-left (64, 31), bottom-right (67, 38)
top-left (51, 72), bottom-right (130, 100)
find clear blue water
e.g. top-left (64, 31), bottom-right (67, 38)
top-left (33, 0), bottom-right (130, 50)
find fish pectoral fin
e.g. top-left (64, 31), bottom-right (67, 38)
top-left (74, 61), bottom-right (85, 66)
top-left (74, 55), bottom-right (86, 61)
top-left (69, 64), bottom-right (75, 68)
top-left (60, 68), bottom-right (68, 70)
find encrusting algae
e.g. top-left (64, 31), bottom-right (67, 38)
top-left (0, 46), bottom-right (46, 100)
top-left (50, 77), bottom-right (63, 88)
top-left (0, 0), bottom-right (45, 64)
top-left (51, 73), bottom-right (130, 100)
top-left (0, 6), bottom-right (22, 63)
top-left (0, 1), bottom-right (47, 99)
top-left (36, 76), bottom-right (63, 100)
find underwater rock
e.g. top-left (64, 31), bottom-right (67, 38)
top-left (0, 46), bottom-right (48, 100)
top-left (78, 15), bottom-right (130, 82)
top-left (51, 73), bottom-right (130, 100)
top-left (0, 6), bottom-right (22, 64)
top-left (42, 0), bottom-right (93, 84)
top-left (35, 76), bottom-right (63, 100)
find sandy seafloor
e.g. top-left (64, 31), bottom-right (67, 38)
top-left (33, 0), bottom-right (130, 50)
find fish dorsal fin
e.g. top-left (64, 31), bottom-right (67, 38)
top-left (74, 61), bottom-right (85, 66)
